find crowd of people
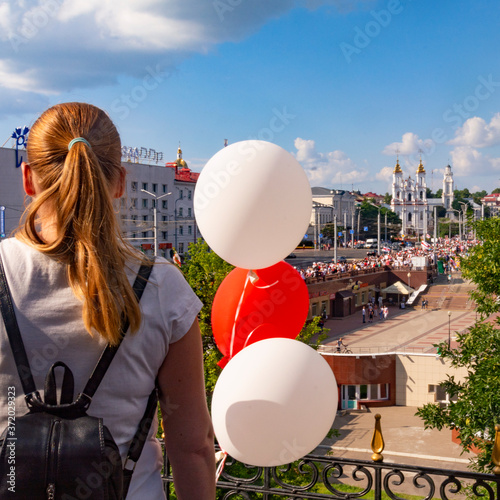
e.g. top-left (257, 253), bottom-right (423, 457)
top-left (294, 238), bottom-right (477, 281)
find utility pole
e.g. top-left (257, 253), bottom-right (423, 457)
top-left (377, 209), bottom-right (381, 254)
top-left (334, 215), bottom-right (337, 263)
top-left (141, 189), bottom-right (171, 256)
top-left (351, 210), bottom-right (354, 248)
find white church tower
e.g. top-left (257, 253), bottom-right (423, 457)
top-left (390, 156), bottom-right (428, 237)
top-left (442, 164), bottom-right (454, 217)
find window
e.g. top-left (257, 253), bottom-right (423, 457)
top-left (188, 225), bottom-right (192, 235)
top-left (188, 190), bottom-right (192, 200)
top-left (162, 215), bottom-right (168, 222)
top-left (178, 207), bottom-right (183, 217)
top-left (179, 226), bottom-right (183, 235)
top-left (179, 190), bottom-right (183, 199)
top-left (408, 212), bottom-right (412, 222)
top-left (131, 181), bottom-right (138, 191)
top-left (188, 208), bottom-right (192, 217)
top-left (311, 303), bottom-right (318, 317)
top-left (420, 191), bottom-right (423, 200)
top-left (408, 193), bottom-right (412, 202)
top-left (142, 199), bottom-right (148, 209)
top-left (178, 243), bottom-right (184, 253)
top-left (131, 198), bottom-right (137, 209)
top-left (143, 215), bottom-right (148, 221)
top-left (120, 198), bottom-right (126, 208)
top-left (396, 191), bottom-right (400, 199)
top-left (162, 184), bottom-right (168, 193)
top-left (162, 231), bottom-right (168, 239)
top-left (162, 200), bottom-right (168, 209)
top-left (152, 183), bottom-right (158, 193)
top-left (142, 183), bottom-right (148, 191)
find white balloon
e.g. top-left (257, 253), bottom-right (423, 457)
top-left (211, 338), bottom-right (338, 467)
top-left (194, 141), bottom-right (312, 269)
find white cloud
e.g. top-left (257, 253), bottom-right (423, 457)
top-left (449, 146), bottom-right (500, 177)
top-left (293, 137), bottom-right (369, 188)
top-left (382, 132), bottom-right (434, 156)
top-left (448, 113), bottom-right (500, 148)
top-left (0, 0), bottom-right (357, 102)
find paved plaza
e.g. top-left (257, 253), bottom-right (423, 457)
top-left (315, 270), bottom-right (482, 471)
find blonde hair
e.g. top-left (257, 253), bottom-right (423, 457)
top-left (18, 102), bottom-right (144, 345)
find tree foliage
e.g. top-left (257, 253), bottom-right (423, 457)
top-left (181, 239), bottom-right (328, 399)
top-left (416, 218), bottom-right (500, 472)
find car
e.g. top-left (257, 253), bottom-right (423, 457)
top-left (366, 250), bottom-right (378, 257)
top-left (286, 253), bottom-right (297, 259)
top-left (337, 256), bottom-right (347, 263)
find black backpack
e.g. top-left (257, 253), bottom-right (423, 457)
top-left (0, 257), bottom-right (157, 499)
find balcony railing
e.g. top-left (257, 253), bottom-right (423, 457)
top-left (161, 414), bottom-right (500, 499)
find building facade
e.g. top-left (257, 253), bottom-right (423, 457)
top-left (390, 157), bottom-right (429, 237)
top-left (0, 143), bottom-right (199, 260)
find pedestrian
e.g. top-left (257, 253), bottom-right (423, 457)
top-left (362, 306), bottom-right (366, 323)
top-left (379, 306), bottom-right (384, 320)
top-left (0, 102), bottom-right (216, 499)
top-left (383, 306), bottom-right (389, 319)
top-left (369, 307), bottom-right (374, 323)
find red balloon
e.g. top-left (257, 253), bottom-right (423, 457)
top-left (212, 261), bottom-right (309, 367)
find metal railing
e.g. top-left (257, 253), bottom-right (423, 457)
top-left (161, 414), bottom-right (500, 499)
top-left (162, 452), bottom-right (500, 499)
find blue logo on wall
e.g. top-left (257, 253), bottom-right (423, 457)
top-left (12, 126), bottom-right (29, 168)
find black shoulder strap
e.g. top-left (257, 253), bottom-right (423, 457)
top-left (81, 261), bottom-right (153, 403)
top-left (0, 253), bottom-right (37, 396)
top-left (0, 256), bottom-right (153, 402)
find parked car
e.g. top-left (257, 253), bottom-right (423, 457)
top-left (366, 250), bottom-right (378, 257)
top-left (286, 253), bottom-right (297, 259)
top-left (337, 256), bottom-right (347, 263)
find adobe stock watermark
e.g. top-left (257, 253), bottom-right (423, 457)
top-left (213, 0), bottom-right (244, 22)
top-left (400, 73), bottom-right (500, 167)
top-left (9, 0), bottom-right (63, 53)
top-left (110, 63), bottom-right (172, 121)
top-left (194, 106), bottom-right (295, 211)
top-left (340, 0), bottom-right (412, 64)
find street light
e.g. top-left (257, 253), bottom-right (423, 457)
top-left (407, 272), bottom-right (411, 288)
top-left (141, 189), bottom-right (171, 256)
top-left (459, 202), bottom-right (468, 240)
top-left (447, 311), bottom-right (452, 347)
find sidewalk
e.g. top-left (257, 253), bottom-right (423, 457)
top-left (317, 406), bottom-right (471, 471)
top-left (314, 271), bottom-right (477, 470)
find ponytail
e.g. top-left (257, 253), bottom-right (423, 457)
top-left (18, 102), bottom-right (144, 345)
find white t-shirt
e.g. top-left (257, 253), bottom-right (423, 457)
top-left (0, 238), bottom-right (203, 499)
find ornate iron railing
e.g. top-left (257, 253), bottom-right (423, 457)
top-left (163, 455), bottom-right (500, 500)
top-left (161, 416), bottom-right (500, 499)
top-left (162, 453), bottom-right (500, 499)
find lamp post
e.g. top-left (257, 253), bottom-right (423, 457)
top-left (141, 189), bottom-right (171, 256)
top-left (459, 202), bottom-right (468, 241)
top-left (447, 310), bottom-right (452, 347)
top-left (407, 272), bottom-right (411, 288)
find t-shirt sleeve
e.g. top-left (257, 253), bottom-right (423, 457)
top-left (155, 262), bottom-right (203, 344)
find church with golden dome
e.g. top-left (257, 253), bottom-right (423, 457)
top-left (390, 156), bottom-right (429, 237)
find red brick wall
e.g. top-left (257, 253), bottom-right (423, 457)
top-left (322, 354), bottom-right (396, 408)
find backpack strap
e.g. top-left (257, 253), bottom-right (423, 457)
top-left (0, 253), bottom-right (39, 399)
top-left (79, 260), bottom-right (153, 406)
top-left (0, 255), bottom-right (153, 409)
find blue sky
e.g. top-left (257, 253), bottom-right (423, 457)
top-left (1, 0), bottom-right (500, 195)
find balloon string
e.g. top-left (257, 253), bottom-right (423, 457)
top-left (215, 450), bottom-right (228, 481)
top-left (229, 270), bottom-right (252, 359)
top-left (248, 269), bottom-right (279, 289)
top-left (242, 327), bottom-right (258, 349)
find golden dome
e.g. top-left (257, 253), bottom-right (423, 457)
top-left (416, 157), bottom-right (425, 174)
top-left (393, 157), bottom-right (402, 174)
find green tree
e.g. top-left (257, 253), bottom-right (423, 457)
top-left (181, 239), bottom-right (327, 397)
top-left (383, 192), bottom-right (392, 204)
top-left (181, 239), bottom-right (234, 394)
top-left (416, 218), bottom-right (500, 472)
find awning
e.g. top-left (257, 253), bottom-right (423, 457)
top-left (381, 281), bottom-right (415, 295)
top-left (336, 289), bottom-right (355, 299)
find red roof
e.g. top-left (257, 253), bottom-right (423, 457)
top-left (165, 162), bottom-right (200, 183)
